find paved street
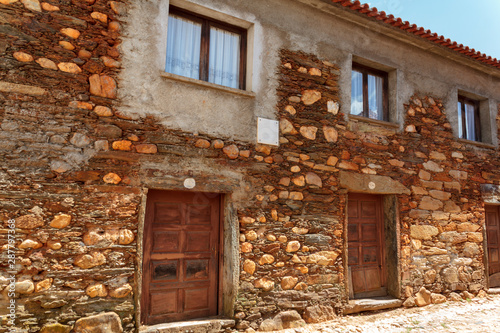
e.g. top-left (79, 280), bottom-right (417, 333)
top-left (272, 293), bottom-right (500, 333)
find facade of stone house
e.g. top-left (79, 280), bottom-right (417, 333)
top-left (1, 0), bottom-right (500, 332)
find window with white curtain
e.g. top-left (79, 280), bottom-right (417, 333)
top-left (165, 6), bottom-right (246, 90)
top-left (351, 64), bottom-right (388, 121)
top-left (458, 96), bottom-right (481, 141)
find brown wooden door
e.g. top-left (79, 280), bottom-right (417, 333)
top-left (141, 190), bottom-right (220, 325)
top-left (348, 193), bottom-right (386, 297)
top-left (486, 206), bottom-right (500, 287)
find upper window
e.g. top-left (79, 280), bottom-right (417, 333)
top-left (457, 96), bottom-right (481, 141)
top-left (165, 6), bottom-right (247, 90)
top-left (351, 63), bottom-right (388, 121)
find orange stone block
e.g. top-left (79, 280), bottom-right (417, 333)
top-left (212, 139), bottom-right (224, 149)
top-left (13, 51), bottom-right (33, 62)
top-left (91, 11), bottom-right (107, 23)
top-left (69, 101), bottom-right (93, 110)
top-left (135, 144), bottom-right (157, 154)
top-left (101, 56), bottom-right (121, 68)
top-left (194, 139), bottom-right (210, 148)
top-left (60, 27), bottom-right (80, 39)
top-left (264, 156), bottom-right (274, 163)
top-left (338, 161), bottom-right (359, 171)
top-left (35, 57), bottom-right (57, 70)
top-left (112, 140), bottom-right (132, 151)
top-left (127, 134), bottom-right (139, 141)
top-left (78, 49), bottom-right (92, 59)
top-left (41, 2), bottom-right (59, 11)
top-left (94, 105), bottom-right (113, 117)
top-left (58, 62), bottom-right (82, 74)
top-left (103, 172), bottom-right (121, 184)
top-left (108, 21), bottom-right (120, 32)
top-left (89, 74), bottom-right (117, 99)
top-left (223, 144), bottom-right (239, 159)
top-left (239, 150), bottom-right (250, 158)
top-left (59, 41), bottom-right (75, 50)
top-left (255, 144), bottom-right (272, 155)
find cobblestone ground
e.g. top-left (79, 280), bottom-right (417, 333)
top-left (275, 294), bottom-right (500, 333)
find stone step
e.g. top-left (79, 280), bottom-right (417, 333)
top-left (140, 318), bottom-right (235, 333)
top-left (343, 297), bottom-right (403, 315)
top-left (488, 288), bottom-right (500, 295)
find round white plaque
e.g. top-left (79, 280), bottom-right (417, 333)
top-left (184, 178), bottom-right (196, 189)
top-left (368, 181), bottom-right (376, 190)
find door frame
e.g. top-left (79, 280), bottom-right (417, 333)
top-left (344, 193), bottom-right (401, 300)
top-left (135, 188), bottom-right (239, 329)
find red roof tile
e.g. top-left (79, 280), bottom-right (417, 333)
top-left (331, 0), bottom-right (500, 69)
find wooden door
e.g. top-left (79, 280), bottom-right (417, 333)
top-left (348, 193), bottom-right (386, 297)
top-left (141, 190), bottom-right (221, 325)
top-left (486, 206), bottom-right (500, 287)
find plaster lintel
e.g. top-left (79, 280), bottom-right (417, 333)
top-left (339, 171), bottom-right (410, 195)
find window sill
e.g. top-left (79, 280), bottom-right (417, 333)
top-left (457, 138), bottom-right (496, 149)
top-left (160, 71), bottom-right (256, 98)
top-left (348, 114), bottom-right (399, 128)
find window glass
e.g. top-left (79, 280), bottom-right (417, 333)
top-left (351, 64), bottom-right (388, 121)
top-left (166, 14), bottom-right (201, 80)
top-left (368, 74), bottom-right (383, 120)
top-left (351, 70), bottom-right (363, 116)
top-left (209, 27), bottom-right (240, 89)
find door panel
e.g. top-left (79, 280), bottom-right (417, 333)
top-left (142, 190), bottom-right (220, 325)
top-left (485, 206), bottom-right (500, 287)
top-left (348, 193), bottom-right (386, 297)
top-left (150, 290), bottom-right (177, 315)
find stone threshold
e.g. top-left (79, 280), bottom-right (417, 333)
top-left (343, 297), bottom-right (403, 315)
top-left (488, 288), bottom-right (500, 295)
top-left (140, 318), bottom-right (235, 333)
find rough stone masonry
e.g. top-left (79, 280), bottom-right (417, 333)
top-left (0, 1), bottom-right (499, 333)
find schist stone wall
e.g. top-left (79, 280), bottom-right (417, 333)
top-left (1, 1), bottom-right (500, 333)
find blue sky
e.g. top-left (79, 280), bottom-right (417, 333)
top-left (365, 0), bottom-right (500, 59)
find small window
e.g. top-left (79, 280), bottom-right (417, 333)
top-left (165, 6), bottom-right (247, 90)
top-left (458, 96), bottom-right (481, 141)
top-left (351, 63), bottom-right (388, 121)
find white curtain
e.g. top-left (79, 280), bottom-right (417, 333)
top-left (368, 74), bottom-right (383, 120)
top-left (351, 70), bottom-right (363, 116)
top-left (209, 26), bottom-right (240, 88)
top-left (458, 101), bottom-right (478, 140)
top-left (458, 101), bottom-right (464, 138)
top-left (165, 14), bottom-right (201, 80)
top-left (464, 102), bottom-right (476, 141)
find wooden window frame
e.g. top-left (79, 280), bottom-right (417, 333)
top-left (458, 95), bottom-right (481, 142)
top-left (168, 6), bottom-right (247, 90)
top-left (352, 63), bottom-right (389, 121)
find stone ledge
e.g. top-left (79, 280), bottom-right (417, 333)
top-left (160, 71), bottom-right (256, 98)
top-left (343, 297), bottom-right (403, 315)
top-left (140, 318), bottom-right (235, 333)
top-left (457, 138), bottom-right (496, 149)
top-left (348, 114), bottom-right (400, 129)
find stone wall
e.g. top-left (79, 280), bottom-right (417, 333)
top-left (1, 1), bottom-right (500, 333)
top-left (230, 50), bottom-right (500, 330)
top-left (0, 1), bottom-right (135, 332)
